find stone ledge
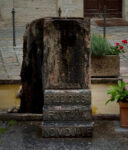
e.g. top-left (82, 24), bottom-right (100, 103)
top-left (91, 77), bottom-right (122, 84)
top-left (0, 78), bottom-right (122, 85)
top-left (93, 114), bottom-right (120, 120)
top-left (0, 113), bottom-right (120, 121)
top-left (0, 113), bottom-right (43, 121)
top-left (0, 79), bottom-right (21, 84)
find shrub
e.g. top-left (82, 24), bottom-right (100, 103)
top-left (91, 34), bottom-right (111, 56)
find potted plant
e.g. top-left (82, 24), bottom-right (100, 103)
top-left (91, 34), bottom-right (126, 77)
top-left (106, 80), bottom-right (128, 128)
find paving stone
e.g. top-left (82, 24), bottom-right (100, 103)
top-left (8, 76), bottom-right (20, 80)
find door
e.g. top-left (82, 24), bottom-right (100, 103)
top-left (105, 0), bottom-right (122, 17)
top-left (84, 0), bottom-right (122, 17)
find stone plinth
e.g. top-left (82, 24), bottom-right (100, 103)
top-left (42, 18), bottom-right (93, 137)
top-left (42, 122), bottom-right (93, 137)
top-left (42, 89), bottom-right (93, 137)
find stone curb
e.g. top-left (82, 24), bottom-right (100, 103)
top-left (0, 77), bottom-right (122, 85)
top-left (0, 113), bottom-right (43, 121)
top-left (0, 113), bottom-right (119, 121)
top-left (91, 77), bottom-right (122, 84)
top-left (0, 79), bottom-right (21, 84)
top-left (93, 114), bottom-right (120, 120)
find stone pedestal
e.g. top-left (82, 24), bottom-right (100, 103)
top-left (42, 18), bottom-right (93, 137)
top-left (42, 89), bottom-right (93, 137)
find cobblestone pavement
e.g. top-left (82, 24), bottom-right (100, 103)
top-left (0, 120), bottom-right (128, 150)
top-left (0, 25), bottom-right (25, 80)
top-left (0, 19), bottom-right (128, 80)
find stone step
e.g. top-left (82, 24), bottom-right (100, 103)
top-left (42, 121), bottom-right (94, 137)
top-left (44, 89), bottom-right (91, 105)
top-left (43, 105), bottom-right (92, 121)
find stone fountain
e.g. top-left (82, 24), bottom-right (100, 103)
top-left (20, 17), bottom-right (93, 137)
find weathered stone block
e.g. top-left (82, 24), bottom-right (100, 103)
top-left (91, 55), bottom-right (120, 77)
top-left (20, 19), bottom-right (44, 113)
top-left (19, 17), bottom-right (93, 137)
top-left (42, 18), bottom-right (93, 137)
top-left (44, 90), bottom-right (91, 105)
top-left (43, 105), bottom-right (92, 121)
top-left (42, 122), bottom-right (93, 137)
top-left (43, 18), bottom-right (90, 89)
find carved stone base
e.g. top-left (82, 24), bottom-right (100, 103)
top-left (44, 90), bottom-right (91, 105)
top-left (42, 90), bottom-right (93, 137)
top-left (43, 105), bottom-right (92, 121)
top-left (42, 122), bottom-right (93, 137)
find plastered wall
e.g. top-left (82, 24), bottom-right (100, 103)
top-left (0, 0), bottom-right (128, 25)
top-left (91, 84), bottom-right (119, 115)
top-left (0, 0), bottom-right (83, 26)
top-left (58, 0), bottom-right (83, 17)
top-left (123, 0), bottom-right (128, 21)
top-left (0, 84), bottom-right (120, 115)
top-left (0, 0), bottom-right (57, 25)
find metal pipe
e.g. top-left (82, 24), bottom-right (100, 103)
top-left (58, 8), bottom-right (62, 17)
top-left (12, 8), bottom-right (16, 47)
top-left (103, 5), bottom-right (106, 39)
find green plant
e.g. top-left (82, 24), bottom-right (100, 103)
top-left (91, 34), bottom-right (111, 56)
top-left (0, 128), bottom-right (8, 135)
top-left (0, 120), bottom-right (17, 137)
top-left (106, 80), bottom-right (128, 104)
top-left (8, 120), bottom-right (16, 126)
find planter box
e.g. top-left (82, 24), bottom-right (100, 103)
top-left (119, 102), bottom-right (128, 128)
top-left (91, 55), bottom-right (120, 77)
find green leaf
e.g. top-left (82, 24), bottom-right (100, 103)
top-left (8, 120), bottom-right (16, 126)
top-left (106, 80), bottom-right (128, 104)
top-left (105, 99), bottom-right (111, 105)
top-left (118, 80), bottom-right (122, 88)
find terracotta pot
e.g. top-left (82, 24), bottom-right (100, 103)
top-left (119, 102), bottom-right (128, 128)
top-left (91, 55), bottom-right (120, 77)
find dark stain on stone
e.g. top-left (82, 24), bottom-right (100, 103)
top-left (53, 20), bottom-right (86, 88)
top-left (19, 19), bottom-right (44, 113)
